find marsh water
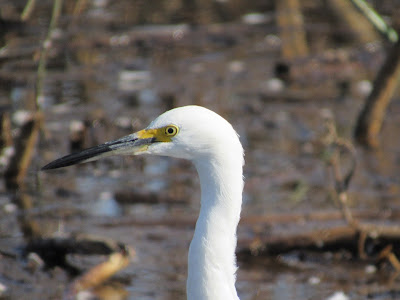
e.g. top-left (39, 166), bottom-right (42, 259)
top-left (0, 1), bottom-right (400, 299)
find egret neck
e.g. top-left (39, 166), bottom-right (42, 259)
top-left (188, 148), bottom-right (244, 300)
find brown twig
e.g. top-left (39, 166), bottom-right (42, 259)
top-left (377, 245), bottom-right (400, 274)
top-left (275, 0), bottom-right (309, 60)
top-left (66, 246), bottom-right (133, 298)
top-left (321, 111), bottom-right (357, 226)
top-left (0, 109), bottom-right (12, 149)
top-left (4, 112), bottom-right (42, 190)
top-left (354, 38), bottom-right (400, 148)
top-left (21, 0), bottom-right (37, 21)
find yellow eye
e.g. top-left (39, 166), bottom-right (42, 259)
top-left (165, 125), bottom-right (179, 137)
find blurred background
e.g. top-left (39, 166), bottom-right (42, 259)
top-left (0, 0), bottom-right (400, 299)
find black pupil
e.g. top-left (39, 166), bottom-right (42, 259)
top-left (167, 128), bottom-right (174, 134)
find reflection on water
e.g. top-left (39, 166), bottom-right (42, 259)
top-left (91, 191), bottom-right (121, 217)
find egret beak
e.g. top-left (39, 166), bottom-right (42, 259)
top-left (41, 131), bottom-right (155, 170)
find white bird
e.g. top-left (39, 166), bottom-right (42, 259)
top-left (42, 105), bottom-right (244, 300)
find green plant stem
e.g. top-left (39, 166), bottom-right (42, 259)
top-left (36, 0), bottom-right (63, 110)
top-left (351, 0), bottom-right (398, 42)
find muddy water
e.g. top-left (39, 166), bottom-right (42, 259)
top-left (0, 1), bottom-right (399, 299)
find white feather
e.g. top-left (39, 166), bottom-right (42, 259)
top-left (147, 106), bottom-right (244, 300)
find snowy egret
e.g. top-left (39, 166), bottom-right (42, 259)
top-left (42, 105), bottom-right (244, 300)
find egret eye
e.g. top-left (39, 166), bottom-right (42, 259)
top-left (165, 125), bottom-right (179, 137)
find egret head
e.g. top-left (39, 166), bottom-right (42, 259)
top-left (42, 105), bottom-right (242, 170)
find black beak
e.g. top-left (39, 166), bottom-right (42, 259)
top-left (42, 133), bottom-right (155, 170)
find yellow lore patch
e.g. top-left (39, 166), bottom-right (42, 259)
top-left (137, 125), bottom-right (179, 142)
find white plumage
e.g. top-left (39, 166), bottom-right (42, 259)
top-left (42, 105), bottom-right (244, 300)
